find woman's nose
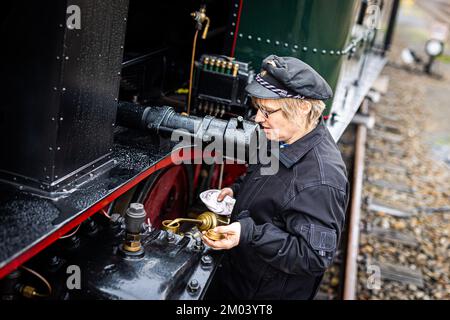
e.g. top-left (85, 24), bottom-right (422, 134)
top-left (254, 110), bottom-right (265, 124)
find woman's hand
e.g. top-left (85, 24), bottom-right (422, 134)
top-left (217, 187), bottom-right (233, 202)
top-left (201, 222), bottom-right (241, 250)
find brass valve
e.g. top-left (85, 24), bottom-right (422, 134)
top-left (191, 7), bottom-right (210, 39)
top-left (162, 211), bottom-right (229, 236)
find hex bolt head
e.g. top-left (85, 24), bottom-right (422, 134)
top-left (187, 279), bottom-right (200, 293)
top-left (201, 255), bottom-right (213, 268)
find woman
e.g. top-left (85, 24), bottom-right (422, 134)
top-left (202, 55), bottom-right (349, 300)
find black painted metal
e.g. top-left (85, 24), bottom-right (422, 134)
top-left (17, 213), bottom-right (218, 300)
top-left (0, 131), bottom-right (175, 271)
top-left (0, 0), bottom-right (129, 192)
top-left (116, 101), bottom-right (260, 162)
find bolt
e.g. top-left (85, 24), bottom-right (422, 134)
top-left (187, 279), bottom-right (200, 294)
top-left (129, 203), bottom-right (144, 213)
top-left (167, 232), bottom-right (175, 243)
top-left (194, 237), bottom-right (203, 251)
top-left (201, 255), bottom-right (213, 268)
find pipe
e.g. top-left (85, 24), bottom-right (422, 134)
top-left (343, 100), bottom-right (369, 300)
top-left (116, 101), bottom-right (259, 163)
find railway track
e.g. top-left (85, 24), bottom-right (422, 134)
top-left (317, 61), bottom-right (449, 299)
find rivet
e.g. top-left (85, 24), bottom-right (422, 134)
top-left (230, 32), bottom-right (234, 36)
top-left (57, 147), bottom-right (61, 151)
top-left (65, 56), bottom-right (69, 60)
top-left (60, 117), bottom-right (64, 121)
top-left (232, 22), bottom-right (236, 26)
top-left (233, 13), bottom-right (237, 17)
top-left (118, 71), bottom-right (121, 75)
top-left (53, 87), bottom-right (57, 91)
top-left (294, 45), bottom-right (299, 49)
top-left (336, 50), bottom-right (341, 55)
top-left (247, 35), bottom-right (252, 40)
top-left (235, 3), bottom-right (239, 7)
top-left (275, 41), bottom-right (280, 45)
top-left (313, 48), bottom-right (317, 53)
top-left (266, 39), bottom-right (271, 43)
top-left (124, 17), bottom-right (127, 21)
top-left (322, 50), bottom-right (326, 54)
top-left (284, 43), bottom-right (288, 47)
top-left (239, 33), bottom-right (243, 38)
top-left (56, 56), bottom-right (60, 60)
top-left (120, 45), bottom-right (124, 49)
top-left (55, 176), bottom-right (58, 179)
top-left (303, 47), bottom-right (308, 51)
top-left (49, 147), bottom-right (53, 151)
top-left (330, 50), bottom-right (335, 55)
top-left (62, 87), bottom-right (66, 91)
top-left (257, 37), bottom-right (261, 41)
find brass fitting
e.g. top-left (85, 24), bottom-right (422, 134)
top-left (123, 233), bottom-right (142, 252)
top-left (162, 211), bottom-right (228, 234)
top-left (191, 7), bottom-right (210, 39)
top-left (205, 229), bottom-right (224, 241)
top-left (21, 285), bottom-right (37, 298)
top-left (232, 63), bottom-right (239, 77)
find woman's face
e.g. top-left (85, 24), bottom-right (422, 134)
top-left (254, 101), bottom-right (302, 143)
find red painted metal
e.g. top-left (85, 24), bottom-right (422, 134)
top-left (0, 153), bottom-right (180, 279)
top-left (0, 146), bottom-right (239, 279)
top-left (142, 165), bottom-right (190, 229)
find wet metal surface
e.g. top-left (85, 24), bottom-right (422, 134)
top-left (0, 129), bottom-right (175, 269)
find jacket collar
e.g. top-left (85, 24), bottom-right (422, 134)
top-left (278, 118), bottom-right (326, 168)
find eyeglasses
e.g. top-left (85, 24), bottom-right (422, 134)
top-left (255, 104), bottom-right (282, 119)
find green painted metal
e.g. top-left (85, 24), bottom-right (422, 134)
top-left (233, 0), bottom-right (359, 114)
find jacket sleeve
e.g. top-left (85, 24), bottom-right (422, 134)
top-left (237, 184), bottom-right (347, 276)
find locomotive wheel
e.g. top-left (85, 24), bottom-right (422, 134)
top-left (135, 165), bottom-right (192, 229)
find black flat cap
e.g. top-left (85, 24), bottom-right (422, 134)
top-left (245, 55), bottom-right (333, 100)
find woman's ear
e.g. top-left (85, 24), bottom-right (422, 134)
top-left (299, 100), bottom-right (312, 115)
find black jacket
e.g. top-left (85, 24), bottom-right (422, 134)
top-left (217, 120), bottom-right (349, 300)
